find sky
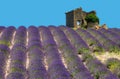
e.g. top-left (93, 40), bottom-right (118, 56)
top-left (0, 0), bottom-right (120, 28)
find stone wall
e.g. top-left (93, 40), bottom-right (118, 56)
top-left (66, 11), bottom-right (74, 27)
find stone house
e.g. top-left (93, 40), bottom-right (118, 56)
top-left (65, 7), bottom-right (99, 29)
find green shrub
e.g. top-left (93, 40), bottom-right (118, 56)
top-left (78, 48), bottom-right (90, 54)
top-left (106, 58), bottom-right (120, 78)
top-left (11, 67), bottom-right (23, 73)
top-left (0, 40), bottom-right (11, 46)
top-left (85, 13), bottom-right (99, 23)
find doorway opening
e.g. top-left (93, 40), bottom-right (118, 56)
top-left (77, 20), bottom-right (81, 28)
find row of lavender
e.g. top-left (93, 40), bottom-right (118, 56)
top-left (0, 26), bottom-right (15, 79)
top-left (27, 26), bottom-right (47, 79)
top-left (6, 26), bottom-right (26, 79)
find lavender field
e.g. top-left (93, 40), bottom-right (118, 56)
top-left (0, 26), bottom-right (120, 79)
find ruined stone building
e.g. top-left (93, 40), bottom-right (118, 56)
top-left (65, 7), bottom-right (99, 29)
